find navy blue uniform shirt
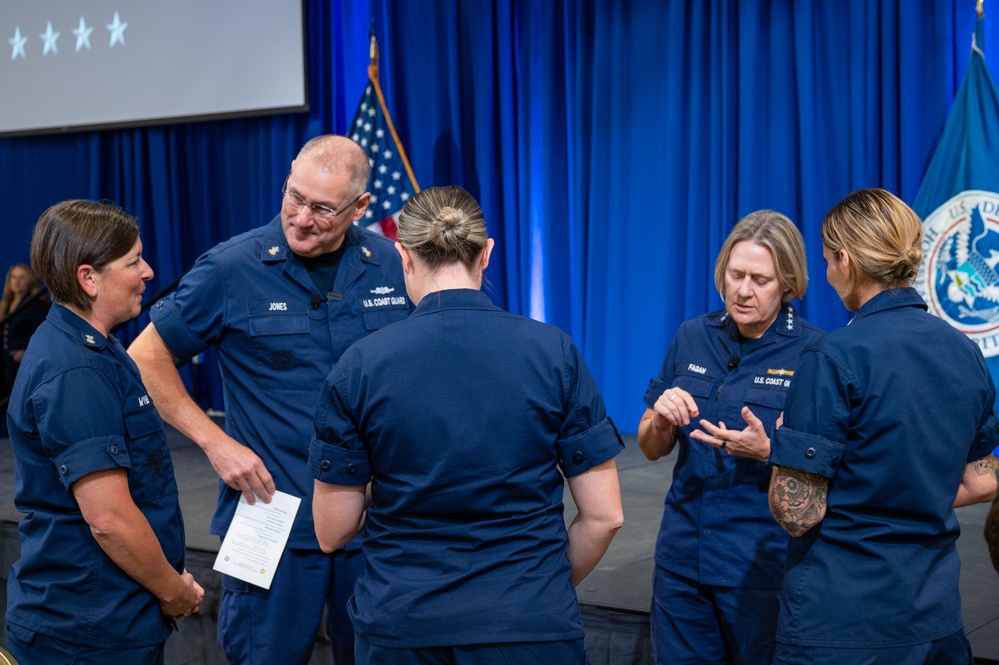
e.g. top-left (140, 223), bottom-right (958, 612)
top-left (6, 304), bottom-right (184, 648)
top-left (644, 304), bottom-right (823, 587)
top-left (772, 288), bottom-right (999, 648)
top-left (309, 289), bottom-right (624, 648)
top-left (151, 217), bottom-right (411, 548)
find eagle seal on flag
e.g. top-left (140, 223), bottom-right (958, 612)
top-left (916, 190), bottom-right (999, 356)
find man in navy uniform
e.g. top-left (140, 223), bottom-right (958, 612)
top-left (129, 135), bottom-right (412, 665)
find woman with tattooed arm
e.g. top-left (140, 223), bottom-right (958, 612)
top-left (768, 188), bottom-right (998, 665)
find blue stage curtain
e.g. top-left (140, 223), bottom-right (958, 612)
top-left (0, 0), bottom-right (993, 429)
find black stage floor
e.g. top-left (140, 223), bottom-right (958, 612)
top-left (0, 423), bottom-right (997, 664)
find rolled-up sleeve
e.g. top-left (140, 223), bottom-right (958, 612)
top-left (556, 340), bottom-right (624, 477)
top-left (971, 411), bottom-right (999, 462)
top-left (33, 367), bottom-right (133, 491)
top-left (643, 378), bottom-right (669, 409)
top-left (149, 255), bottom-right (224, 359)
top-left (770, 348), bottom-right (852, 479)
top-left (557, 416), bottom-right (623, 477)
top-left (54, 436), bottom-right (132, 490)
top-left (308, 438), bottom-right (369, 485)
top-left (771, 427), bottom-right (843, 479)
top-left (308, 361), bottom-right (370, 486)
top-left (643, 336), bottom-right (679, 409)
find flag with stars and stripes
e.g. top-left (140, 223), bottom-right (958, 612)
top-left (349, 34), bottom-right (419, 240)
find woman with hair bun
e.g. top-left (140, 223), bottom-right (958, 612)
top-left (769, 188), bottom-right (998, 663)
top-left (309, 185), bottom-right (624, 664)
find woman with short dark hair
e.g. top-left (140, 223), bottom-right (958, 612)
top-left (5, 199), bottom-right (203, 665)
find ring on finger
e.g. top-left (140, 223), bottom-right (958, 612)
top-left (721, 440), bottom-right (727, 449)
top-left (668, 392), bottom-right (678, 401)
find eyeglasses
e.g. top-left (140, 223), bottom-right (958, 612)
top-left (281, 176), bottom-right (362, 225)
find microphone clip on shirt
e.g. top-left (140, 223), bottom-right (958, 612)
top-left (310, 292), bottom-right (343, 310)
top-left (728, 354), bottom-right (741, 371)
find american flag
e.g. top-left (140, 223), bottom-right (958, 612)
top-left (349, 37), bottom-right (419, 241)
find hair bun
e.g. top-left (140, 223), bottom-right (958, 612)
top-left (437, 207), bottom-right (461, 225)
top-left (432, 207), bottom-right (471, 249)
top-left (396, 186), bottom-right (488, 270)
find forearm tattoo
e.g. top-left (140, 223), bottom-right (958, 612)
top-left (770, 467), bottom-right (828, 536)
top-left (973, 455), bottom-right (995, 476)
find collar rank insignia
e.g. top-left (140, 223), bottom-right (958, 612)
top-left (85, 334), bottom-right (96, 345)
top-left (361, 246), bottom-right (372, 258)
top-left (268, 246), bottom-right (280, 256)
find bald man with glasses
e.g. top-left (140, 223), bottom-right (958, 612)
top-left (129, 135), bottom-right (412, 665)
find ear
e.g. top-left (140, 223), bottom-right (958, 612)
top-left (479, 238), bottom-right (495, 272)
top-left (351, 192), bottom-right (372, 223)
top-left (395, 242), bottom-right (414, 274)
top-left (77, 264), bottom-right (99, 299)
top-left (837, 248), bottom-right (852, 274)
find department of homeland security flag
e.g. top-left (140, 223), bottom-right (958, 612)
top-left (913, 12), bottom-right (999, 384)
top-left (349, 33), bottom-right (419, 240)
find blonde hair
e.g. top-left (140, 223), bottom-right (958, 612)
top-left (0, 263), bottom-right (41, 316)
top-left (397, 186), bottom-right (488, 271)
top-left (821, 188), bottom-right (922, 290)
top-left (714, 210), bottom-right (809, 303)
top-left (295, 135), bottom-right (370, 199)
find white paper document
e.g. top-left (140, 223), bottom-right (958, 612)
top-left (213, 490), bottom-right (301, 589)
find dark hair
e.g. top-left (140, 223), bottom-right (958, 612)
top-left (30, 200), bottom-right (140, 311)
top-left (396, 186), bottom-right (488, 271)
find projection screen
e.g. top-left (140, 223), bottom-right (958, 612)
top-left (0, 1), bottom-right (307, 136)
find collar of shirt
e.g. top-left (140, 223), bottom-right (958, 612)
top-left (259, 216), bottom-right (383, 267)
top-left (412, 289), bottom-right (495, 316)
top-left (850, 287), bottom-right (927, 324)
top-left (710, 302), bottom-right (801, 342)
top-left (47, 302), bottom-right (111, 350)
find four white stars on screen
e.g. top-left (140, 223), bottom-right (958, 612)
top-left (8, 11), bottom-right (127, 61)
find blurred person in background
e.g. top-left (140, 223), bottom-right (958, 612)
top-left (0, 263), bottom-right (49, 399)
